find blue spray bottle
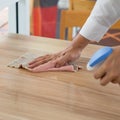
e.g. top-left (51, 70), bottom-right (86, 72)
top-left (87, 46), bottom-right (113, 71)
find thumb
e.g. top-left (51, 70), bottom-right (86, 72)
top-left (55, 56), bottom-right (69, 68)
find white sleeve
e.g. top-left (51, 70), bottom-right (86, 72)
top-left (79, 0), bottom-right (120, 42)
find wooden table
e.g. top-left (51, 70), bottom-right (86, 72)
top-left (0, 34), bottom-right (120, 120)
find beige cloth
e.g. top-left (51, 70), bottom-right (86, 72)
top-left (8, 53), bottom-right (82, 72)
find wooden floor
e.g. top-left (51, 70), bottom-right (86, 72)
top-left (0, 8), bottom-right (8, 35)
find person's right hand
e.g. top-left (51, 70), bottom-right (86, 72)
top-left (94, 46), bottom-right (120, 86)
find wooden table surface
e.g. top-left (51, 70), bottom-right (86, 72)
top-left (0, 34), bottom-right (120, 120)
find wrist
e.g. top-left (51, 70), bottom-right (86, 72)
top-left (71, 33), bottom-right (90, 51)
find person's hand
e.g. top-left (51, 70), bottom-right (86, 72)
top-left (94, 46), bottom-right (120, 86)
top-left (28, 46), bottom-right (81, 70)
top-left (29, 34), bottom-right (89, 70)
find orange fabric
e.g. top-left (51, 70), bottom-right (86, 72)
top-left (32, 0), bottom-right (58, 38)
top-left (41, 6), bottom-right (57, 38)
top-left (33, 7), bottom-right (42, 36)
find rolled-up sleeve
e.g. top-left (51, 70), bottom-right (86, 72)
top-left (79, 0), bottom-right (120, 42)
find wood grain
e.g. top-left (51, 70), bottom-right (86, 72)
top-left (0, 34), bottom-right (120, 120)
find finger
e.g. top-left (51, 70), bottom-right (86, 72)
top-left (111, 76), bottom-right (120, 84)
top-left (100, 73), bottom-right (118, 86)
top-left (29, 60), bottom-right (45, 68)
top-left (29, 57), bottom-right (46, 65)
top-left (29, 54), bottom-right (51, 65)
top-left (55, 54), bottom-right (70, 68)
top-left (94, 65), bottom-right (106, 79)
top-left (100, 74), bottom-right (111, 86)
top-left (118, 77), bottom-right (120, 85)
top-left (29, 55), bottom-right (55, 68)
top-left (55, 59), bottom-right (66, 68)
top-left (31, 61), bottom-right (55, 72)
top-left (29, 56), bottom-right (54, 68)
top-left (111, 79), bottom-right (118, 84)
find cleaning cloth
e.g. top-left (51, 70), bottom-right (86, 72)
top-left (8, 53), bottom-right (82, 72)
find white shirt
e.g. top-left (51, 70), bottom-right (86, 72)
top-left (79, 0), bottom-right (120, 42)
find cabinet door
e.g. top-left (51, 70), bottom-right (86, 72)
top-left (0, 0), bottom-right (19, 10)
top-left (0, 0), bottom-right (30, 35)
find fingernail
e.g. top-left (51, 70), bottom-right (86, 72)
top-left (28, 65), bottom-right (33, 68)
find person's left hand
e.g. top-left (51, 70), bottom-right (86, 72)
top-left (28, 34), bottom-right (89, 71)
top-left (28, 45), bottom-right (82, 71)
top-left (94, 46), bottom-right (120, 86)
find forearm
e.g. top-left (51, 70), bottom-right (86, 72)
top-left (70, 33), bottom-right (90, 50)
top-left (80, 0), bottom-right (120, 42)
top-left (68, 0), bottom-right (120, 52)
